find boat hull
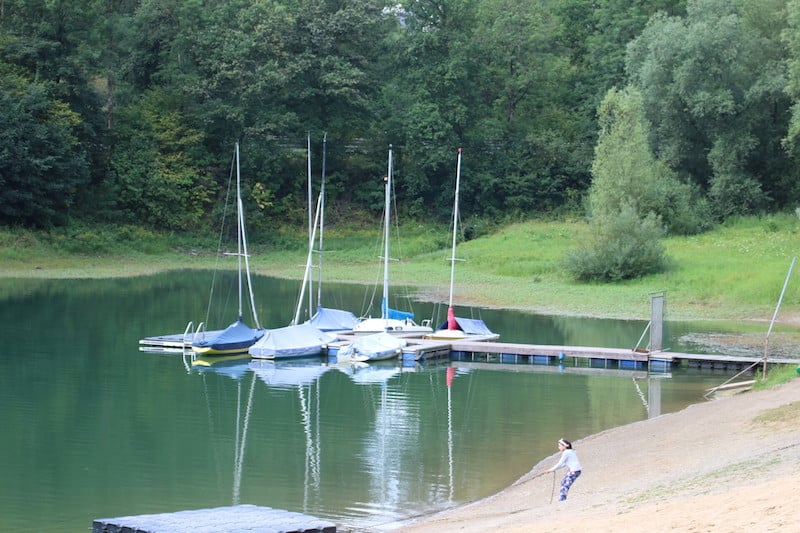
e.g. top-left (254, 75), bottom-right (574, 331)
top-left (352, 317), bottom-right (432, 336)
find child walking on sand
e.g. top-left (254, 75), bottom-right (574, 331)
top-left (547, 438), bottom-right (582, 501)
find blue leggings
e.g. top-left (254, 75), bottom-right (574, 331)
top-left (559, 470), bottom-right (581, 501)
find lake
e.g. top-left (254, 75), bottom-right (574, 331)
top-left (0, 271), bottom-right (764, 531)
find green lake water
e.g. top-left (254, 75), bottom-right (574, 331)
top-left (0, 272), bottom-right (757, 531)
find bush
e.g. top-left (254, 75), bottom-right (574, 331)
top-left (565, 205), bottom-right (667, 282)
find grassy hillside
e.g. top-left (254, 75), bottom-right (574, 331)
top-left (2, 214), bottom-right (800, 323)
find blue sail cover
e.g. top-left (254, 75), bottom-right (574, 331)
top-left (308, 306), bottom-right (359, 332)
top-left (249, 322), bottom-right (337, 359)
top-left (387, 307), bottom-right (414, 321)
top-left (436, 317), bottom-right (495, 335)
top-left (192, 317), bottom-right (264, 354)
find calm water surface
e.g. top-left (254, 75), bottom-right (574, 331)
top-left (0, 272), bottom-right (760, 531)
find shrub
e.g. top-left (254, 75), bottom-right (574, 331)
top-left (565, 204), bottom-right (667, 282)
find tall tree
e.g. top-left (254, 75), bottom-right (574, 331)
top-left (473, 0), bottom-right (582, 217)
top-left (0, 0), bottom-right (98, 226)
top-left (591, 87), bottom-right (708, 235)
top-left (549, 0), bottom-right (687, 207)
top-left (782, 0), bottom-right (800, 181)
top-left (375, 0), bottom-right (486, 217)
top-left (626, 0), bottom-right (794, 218)
top-left (0, 71), bottom-right (89, 226)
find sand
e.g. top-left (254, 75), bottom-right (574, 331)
top-left (394, 379), bottom-right (800, 532)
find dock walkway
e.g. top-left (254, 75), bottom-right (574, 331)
top-left (93, 504), bottom-right (335, 533)
top-left (354, 336), bottom-right (799, 371)
top-left (142, 331), bottom-right (799, 372)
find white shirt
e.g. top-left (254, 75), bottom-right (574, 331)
top-left (552, 449), bottom-right (582, 472)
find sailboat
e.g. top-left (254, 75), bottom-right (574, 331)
top-left (335, 331), bottom-right (406, 362)
top-left (351, 145), bottom-right (432, 337)
top-left (192, 143), bottom-right (265, 356)
top-left (426, 148), bottom-right (497, 341)
top-left (249, 134), bottom-right (352, 360)
top-left (305, 133), bottom-right (358, 333)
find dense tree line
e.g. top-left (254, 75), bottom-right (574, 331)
top-left (1, 0), bottom-right (799, 239)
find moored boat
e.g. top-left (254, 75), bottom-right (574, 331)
top-left (192, 143), bottom-right (264, 355)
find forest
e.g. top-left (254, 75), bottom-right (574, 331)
top-left (2, 0), bottom-right (800, 242)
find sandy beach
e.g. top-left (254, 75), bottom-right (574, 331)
top-left (394, 378), bottom-right (800, 532)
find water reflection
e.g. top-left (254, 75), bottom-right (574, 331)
top-left (0, 273), bottom-right (781, 532)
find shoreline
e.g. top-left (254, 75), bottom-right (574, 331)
top-left (3, 263), bottom-right (800, 326)
top-left (391, 379), bottom-right (800, 532)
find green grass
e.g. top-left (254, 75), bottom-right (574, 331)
top-left (2, 214), bottom-right (800, 322)
top-left (753, 365), bottom-right (800, 391)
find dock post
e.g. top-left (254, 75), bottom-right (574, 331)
top-left (648, 290), bottom-right (665, 352)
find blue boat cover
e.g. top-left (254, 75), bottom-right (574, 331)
top-left (387, 307), bottom-right (414, 321)
top-left (308, 306), bottom-right (359, 332)
top-left (436, 317), bottom-right (495, 335)
top-left (193, 317), bottom-right (264, 352)
top-left (249, 322), bottom-right (337, 359)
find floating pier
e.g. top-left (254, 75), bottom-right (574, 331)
top-left (325, 334), bottom-right (799, 372)
top-left (93, 504), bottom-right (336, 533)
top-left (142, 332), bottom-right (799, 373)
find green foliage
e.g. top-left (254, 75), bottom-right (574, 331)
top-left (2, 215), bottom-right (798, 323)
top-left (591, 86), bottom-right (710, 235)
top-left (2, 0), bottom-right (800, 232)
top-left (0, 71), bottom-right (89, 227)
top-left (753, 364), bottom-right (799, 390)
top-left (34, 223), bottom-right (172, 255)
top-left (109, 91), bottom-right (214, 231)
top-left (565, 204), bottom-right (668, 282)
top-left (627, 0), bottom-right (794, 217)
top-left (785, 0), bottom-right (800, 151)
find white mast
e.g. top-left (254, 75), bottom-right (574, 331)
top-left (446, 148), bottom-right (462, 330)
top-left (381, 145), bottom-right (393, 321)
top-left (235, 142), bottom-right (260, 329)
top-left (316, 132), bottom-right (327, 307)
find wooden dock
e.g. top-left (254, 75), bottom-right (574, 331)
top-left (93, 504), bottom-right (336, 533)
top-left (360, 336), bottom-right (799, 372)
top-left (142, 330), bottom-right (799, 373)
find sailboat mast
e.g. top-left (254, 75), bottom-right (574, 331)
top-left (317, 132), bottom-right (327, 308)
top-left (306, 134), bottom-right (314, 315)
top-left (382, 145), bottom-right (392, 320)
top-left (236, 142), bottom-right (261, 329)
top-left (448, 148), bottom-right (462, 309)
top-left (235, 142), bottom-right (243, 319)
top-left (446, 148), bottom-right (462, 330)
top-left (293, 192), bottom-right (323, 325)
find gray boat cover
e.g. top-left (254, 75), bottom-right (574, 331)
top-left (308, 306), bottom-right (359, 332)
top-left (436, 317), bottom-right (494, 335)
top-left (337, 332), bottom-right (406, 361)
top-left (249, 322), bottom-right (337, 359)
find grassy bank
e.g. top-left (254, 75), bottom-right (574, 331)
top-left (2, 215), bottom-right (800, 323)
